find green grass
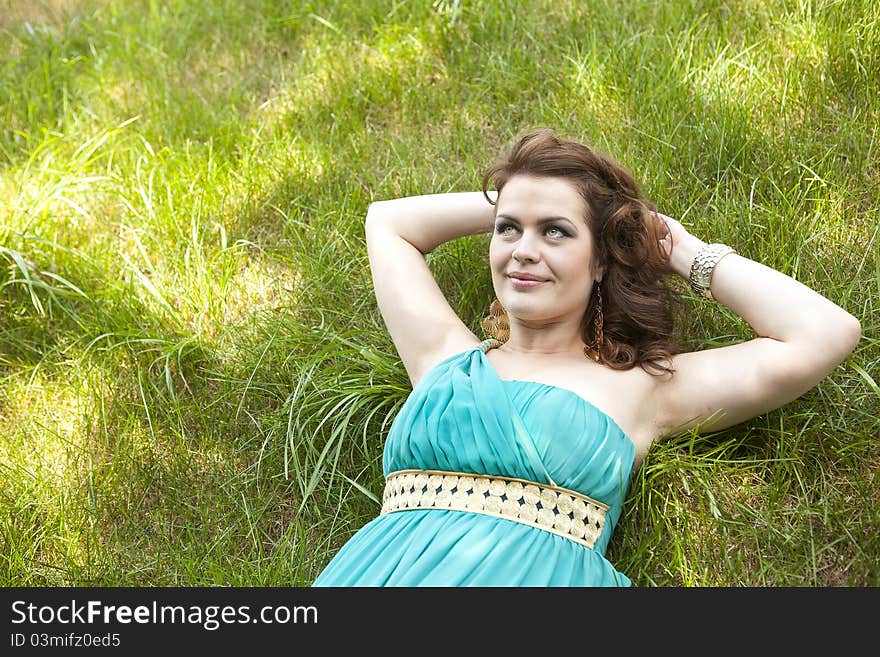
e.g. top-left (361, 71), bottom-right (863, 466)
top-left (1, 0), bottom-right (877, 586)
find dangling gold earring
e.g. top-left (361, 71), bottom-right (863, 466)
top-left (584, 281), bottom-right (604, 362)
top-left (481, 298), bottom-right (510, 342)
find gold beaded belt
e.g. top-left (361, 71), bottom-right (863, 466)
top-left (381, 469), bottom-right (608, 550)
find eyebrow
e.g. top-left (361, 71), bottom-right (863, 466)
top-left (495, 213), bottom-right (578, 227)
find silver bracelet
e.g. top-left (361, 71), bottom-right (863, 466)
top-left (689, 243), bottom-right (736, 301)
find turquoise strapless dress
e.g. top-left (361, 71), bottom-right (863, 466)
top-left (312, 339), bottom-right (635, 586)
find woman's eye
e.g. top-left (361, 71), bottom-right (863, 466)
top-left (496, 223), bottom-right (517, 235)
top-left (546, 226), bottom-right (568, 238)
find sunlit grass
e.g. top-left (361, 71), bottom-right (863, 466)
top-left (1, 0), bottom-right (877, 586)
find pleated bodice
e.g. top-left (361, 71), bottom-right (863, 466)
top-left (312, 340), bottom-right (635, 586)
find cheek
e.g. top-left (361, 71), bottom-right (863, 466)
top-left (488, 239), bottom-right (507, 271)
top-left (558, 251), bottom-right (595, 292)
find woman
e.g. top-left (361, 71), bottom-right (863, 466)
top-left (312, 128), bottom-right (861, 586)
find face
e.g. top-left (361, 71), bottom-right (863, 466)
top-left (489, 174), bottom-right (603, 328)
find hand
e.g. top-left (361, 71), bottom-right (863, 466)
top-left (653, 212), bottom-right (698, 276)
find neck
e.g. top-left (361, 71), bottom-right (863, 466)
top-left (500, 319), bottom-right (585, 357)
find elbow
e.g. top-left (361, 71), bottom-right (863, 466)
top-left (845, 316), bottom-right (862, 351)
top-left (834, 316), bottom-right (862, 361)
top-left (365, 200), bottom-right (382, 225)
top-left (365, 201), bottom-right (388, 234)
top-left (365, 200), bottom-right (394, 232)
top-left (805, 314), bottom-right (862, 367)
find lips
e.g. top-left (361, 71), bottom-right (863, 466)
top-left (508, 273), bottom-right (548, 289)
top-left (508, 272), bottom-right (547, 282)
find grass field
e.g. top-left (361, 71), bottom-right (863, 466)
top-left (1, 0), bottom-right (878, 586)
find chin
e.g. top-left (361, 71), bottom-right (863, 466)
top-left (500, 294), bottom-right (586, 323)
top-left (499, 300), bottom-right (545, 320)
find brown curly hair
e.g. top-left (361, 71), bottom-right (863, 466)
top-left (481, 128), bottom-right (686, 377)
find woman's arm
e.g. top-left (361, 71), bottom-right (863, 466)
top-left (367, 191), bottom-right (497, 254)
top-left (650, 214), bottom-right (862, 439)
top-left (661, 213), bottom-right (861, 350)
top-left (365, 191), bottom-right (497, 386)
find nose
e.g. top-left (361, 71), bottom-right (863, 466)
top-left (512, 230), bottom-right (540, 264)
